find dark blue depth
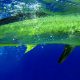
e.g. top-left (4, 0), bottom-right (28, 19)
top-left (0, 45), bottom-right (80, 80)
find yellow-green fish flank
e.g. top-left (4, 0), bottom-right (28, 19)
top-left (0, 15), bottom-right (80, 46)
top-left (0, 14), bottom-right (80, 63)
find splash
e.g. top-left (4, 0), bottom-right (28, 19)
top-left (0, 0), bottom-right (42, 19)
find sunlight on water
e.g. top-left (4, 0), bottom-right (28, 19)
top-left (0, 0), bottom-right (42, 19)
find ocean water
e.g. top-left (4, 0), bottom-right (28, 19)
top-left (0, 45), bottom-right (80, 80)
top-left (0, 0), bottom-right (80, 80)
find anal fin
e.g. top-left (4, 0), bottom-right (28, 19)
top-left (25, 44), bottom-right (37, 53)
top-left (58, 45), bottom-right (75, 63)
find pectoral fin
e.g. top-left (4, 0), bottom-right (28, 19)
top-left (25, 44), bottom-right (37, 53)
top-left (58, 45), bottom-right (75, 63)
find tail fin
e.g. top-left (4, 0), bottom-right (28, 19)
top-left (58, 45), bottom-right (75, 63)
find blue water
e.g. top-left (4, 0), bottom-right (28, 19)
top-left (0, 45), bottom-right (80, 80)
top-left (0, 0), bottom-right (80, 80)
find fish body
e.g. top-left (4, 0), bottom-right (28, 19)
top-left (0, 15), bottom-right (80, 46)
top-left (0, 14), bottom-right (80, 63)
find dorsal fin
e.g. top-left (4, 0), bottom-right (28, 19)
top-left (58, 45), bottom-right (75, 63)
top-left (0, 13), bottom-right (27, 25)
top-left (25, 44), bottom-right (37, 53)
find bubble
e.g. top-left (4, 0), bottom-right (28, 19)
top-left (61, 38), bottom-right (63, 40)
top-left (56, 0), bottom-right (59, 1)
top-left (50, 35), bottom-right (53, 38)
top-left (41, 46), bottom-right (44, 49)
top-left (12, 38), bottom-right (15, 41)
